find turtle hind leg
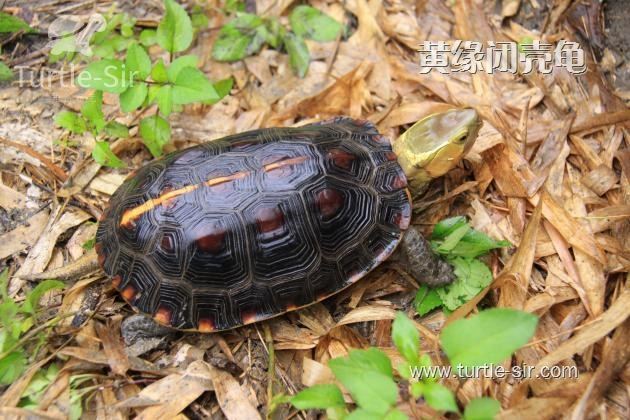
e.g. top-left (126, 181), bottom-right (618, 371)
top-left (399, 226), bottom-right (454, 287)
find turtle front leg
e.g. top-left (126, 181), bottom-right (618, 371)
top-left (399, 226), bottom-right (454, 287)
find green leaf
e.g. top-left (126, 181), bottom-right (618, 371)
top-left (289, 5), bottom-right (344, 42)
top-left (446, 231), bottom-right (511, 258)
top-left (283, 32), bottom-right (309, 77)
top-left (81, 90), bottom-right (106, 133)
top-left (172, 67), bottom-right (219, 104)
top-left (0, 302), bottom-right (19, 345)
top-left (422, 382), bottom-right (459, 413)
top-left (120, 13), bottom-right (136, 38)
top-left (410, 381), bottom-right (424, 399)
top-left (329, 349), bottom-right (397, 415)
top-left (464, 397), bottom-right (501, 420)
top-left (261, 18), bottom-right (284, 48)
top-left (290, 384), bottom-right (345, 409)
top-left (156, 85), bottom-right (173, 116)
top-left (139, 115), bottom-right (171, 157)
top-left (231, 13), bottom-right (264, 29)
top-left (140, 29), bottom-right (158, 46)
top-left (167, 54), bottom-right (198, 82)
top-left (431, 217), bottom-right (510, 258)
top-left (77, 59), bottom-right (128, 93)
top-left (431, 216), bottom-right (469, 240)
top-left (93, 43), bottom-right (116, 59)
top-left (119, 82), bottom-right (148, 113)
top-left (81, 238), bottom-right (96, 250)
top-left (103, 121), bottom-right (129, 138)
top-left (110, 34), bottom-right (133, 52)
top-left (157, 0), bottom-right (193, 53)
top-left (92, 141), bottom-right (125, 168)
top-left (415, 286), bottom-right (443, 316)
top-left (151, 58), bottom-right (168, 83)
top-left (126, 43), bottom-right (151, 80)
top-left (21, 280), bottom-right (65, 315)
top-left (392, 312), bottom-right (420, 366)
top-left (213, 77), bottom-right (233, 99)
top-left (225, 0), bottom-right (246, 13)
top-left (202, 77), bottom-right (233, 105)
top-left (0, 61), bottom-right (13, 81)
top-left (385, 408), bottom-right (409, 420)
top-left (54, 111), bottom-right (86, 134)
top-left (212, 25), bottom-right (252, 62)
top-left (436, 224), bottom-right (470, 253)
top-left (0, 12), bottom-right (34, 33)
top-left (345, 409), bottom-right (383, 420)
top-left (191, 7), bottom-right (209, 29)
top-left (50, 35), bottom-right (78, 57)
top-left (435, 257), bottom-right (493, 311)
top-left (440, 308), bottom-right (538, 368)
top-left (19, 363), bottom-right (59, 408)
top-left (0, 352), bottom-right (26, 385)
top-left (0, 269), bottom-right (10, 301)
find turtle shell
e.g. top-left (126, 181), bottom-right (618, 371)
top-left (95, 117), bottom-right (412, 331)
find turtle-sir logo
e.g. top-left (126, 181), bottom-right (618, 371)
top-left (47, 13), bottom-right (106, 56)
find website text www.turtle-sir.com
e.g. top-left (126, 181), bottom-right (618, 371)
top-left (410, 364), bottom-right (579, 381)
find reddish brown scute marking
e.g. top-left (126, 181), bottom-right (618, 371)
top-left (391, 175), bottom-right (407, 189)
top-left (317, 188), bottom-right (343, 218)
top-left (197, 318), bottom-right (215, 332)
top-left (393, 198), bottom-right (412, 230)
top-left (327, 148), bottom-right (356, 169)
top-left (195, 222), bottom-right (226, 253)
top-left (95, 243), bottom-right (106, 267)
top-left (161, 235), bottom-right (174, 252)
top-left (121, 285), bottom-right (136, 301)
top-left (256, 206), bottom-right (284, 233)
top-left (385, 151), bottom-right (397, 161)
top-left (154, 306), bottom-right (172, 325)
top-left (241, 311), bottom-right (258, 325)
top-left (111, 275), bottom-right (122, 289)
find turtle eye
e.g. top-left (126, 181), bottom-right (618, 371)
top-left (454, 133), bottom-right (468, 144)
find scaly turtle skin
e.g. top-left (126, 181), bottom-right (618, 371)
top-left (88, 109), bottom-right (480, 332)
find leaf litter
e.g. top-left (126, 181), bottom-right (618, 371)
top-left (0, 0), bottom-right (629, 419)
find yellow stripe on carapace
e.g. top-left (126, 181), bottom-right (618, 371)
top-left (204, 171), bottom-right (248, 187)
top-left (120, 184), bottom-right (199, 227)
top-left (263, 156), bottom-right (308, 172)
top-left (119, 156), bottom-right (309, 228)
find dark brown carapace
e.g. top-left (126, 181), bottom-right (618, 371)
top-left (96, 117), bottom-right (411, 331)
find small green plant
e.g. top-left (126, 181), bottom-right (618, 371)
top-left (0, 269), bottom-right (64, 385)
top-left (0, 12), bottom-right (36, 81)
top-left (415, 216), bottom-right (511, 315)
top-left (283, 309), bottom-right (536, 419)
top-left (212, 5), bottom-right (345, 77)
top-left (275, 217), bottom-right (529, 419)
top-left (54, 0), bottom-right (232, 167)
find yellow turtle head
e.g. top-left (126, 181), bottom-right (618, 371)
top-left (392, 108), bottom-right (481, 192)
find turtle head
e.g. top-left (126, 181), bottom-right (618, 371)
top-left (392, 108), bottom-right (481, 192)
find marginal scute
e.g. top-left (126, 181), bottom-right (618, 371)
top-left (154, 306), bottom-right (172, 325)
top-left (197, 318), bottom-right (215, 332)
top-left (121, 285), bottom-right (136, 301)
top-left (95, 118), bottom-right (411, 331)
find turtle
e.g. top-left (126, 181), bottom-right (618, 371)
top-left (25, 108), bottom-right (481, 332)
